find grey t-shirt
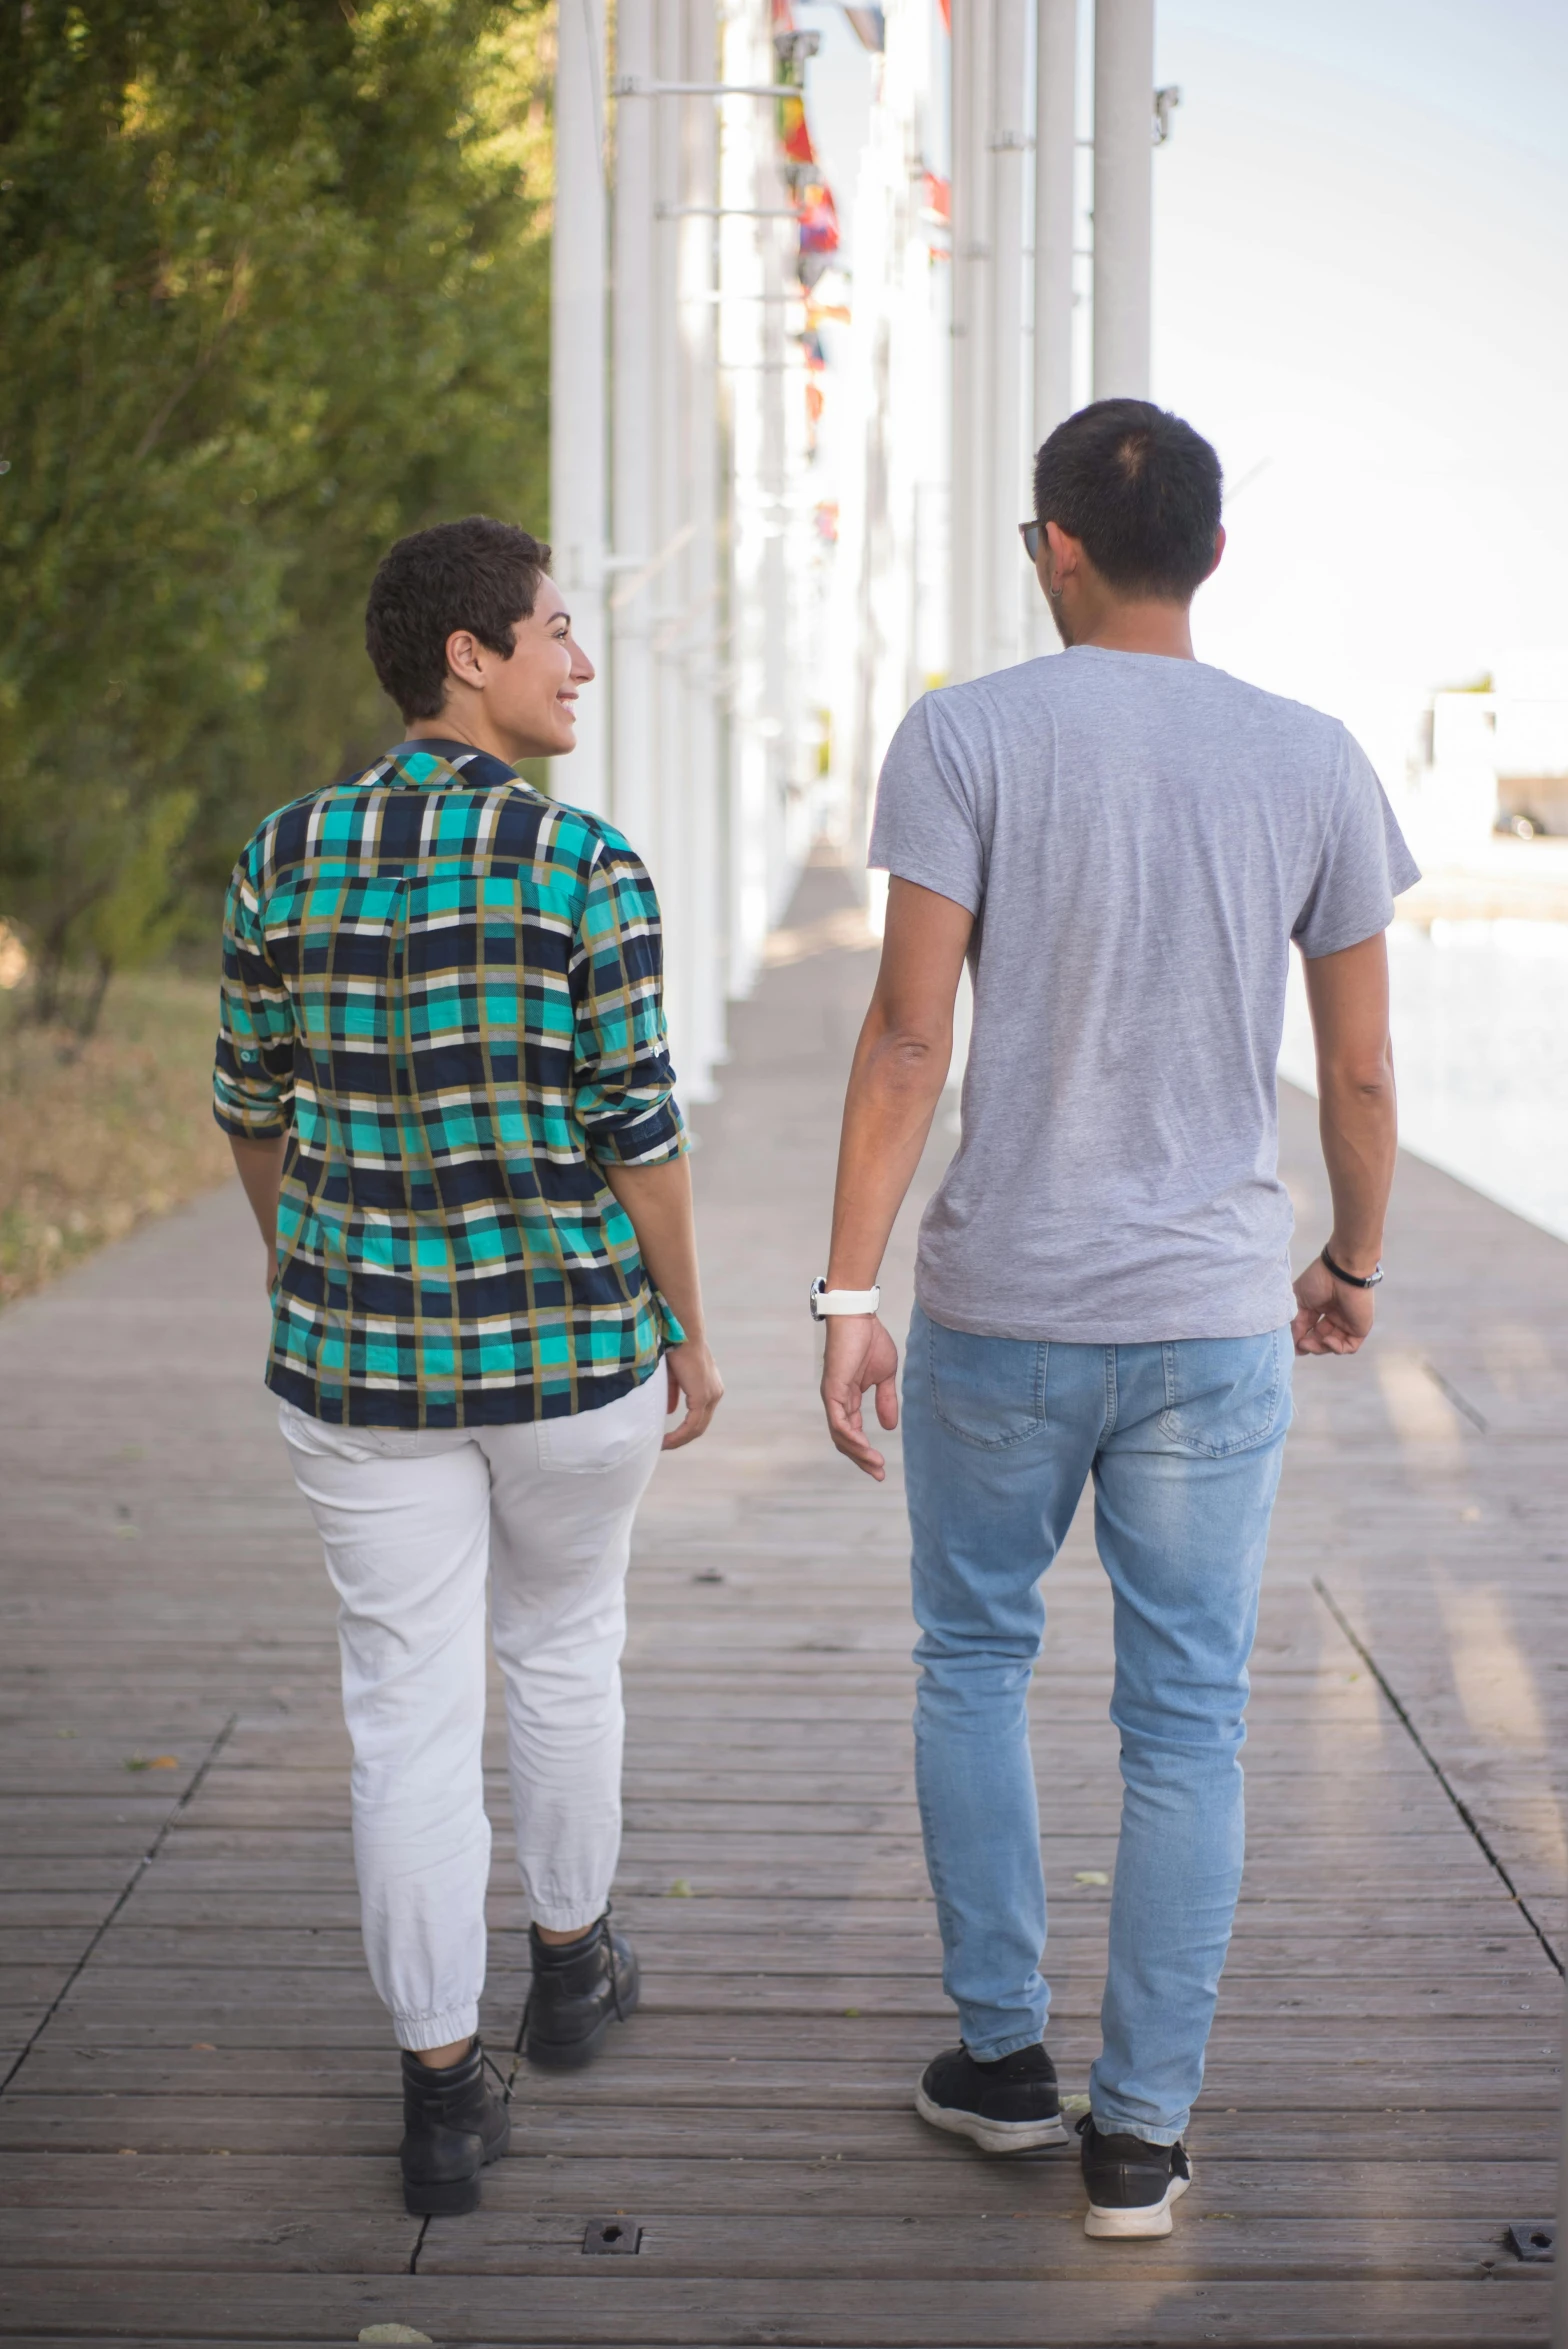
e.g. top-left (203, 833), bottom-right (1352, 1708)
top-left (869, 646), bottom-right (1419, 1343)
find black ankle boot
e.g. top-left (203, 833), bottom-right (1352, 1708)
top-left (522, 1912), bottom-right (640, 2069)
top-left (399, 2037), bottom-right (510, 2217)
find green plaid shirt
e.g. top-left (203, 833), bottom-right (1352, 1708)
top-left (214, 740), bottom-right (686, 1428)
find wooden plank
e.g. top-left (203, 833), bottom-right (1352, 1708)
top-left (11, 2030), bottom-right (1558, 2112)
top-left (68, 1926), bottom-right (1556, 1982)
top-left (0, 2205), bottom-right (1535, 2285)
top-left (39, 1943), bottom-right (1563, 2017)
top-left (1, 2150), bottom-right (1552, 2224)
top-left (0, 2272), bottom-right (1549, 2343)
top-left (0, 1862), bottom-right (138, 1894)
top-left (115, 1883), bottom-right (1552, 1939)
top-left (0, 2210), bottom-right (418, 2274)
top-left (1, 2099), bottom-right (1555, 2161)
top-left (30, 1999), bottom-right (1560, 2060)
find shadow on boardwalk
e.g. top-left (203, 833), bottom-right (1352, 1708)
top-left (0, 862), bottom-right (1563, 2345)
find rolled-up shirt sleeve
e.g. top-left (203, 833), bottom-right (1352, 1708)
top-left (213, 852), bottom-right (296, 1139)
top-left (571, 832), bottom-right (687, 1168)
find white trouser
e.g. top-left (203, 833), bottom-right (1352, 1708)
top-left (280, 1369), bottom-right (667, 2051)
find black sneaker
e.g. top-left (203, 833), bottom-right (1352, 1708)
top-left (1077, 2113), bottom-right (1192, 2238)
top-left (520, 1911), bottom-right (640, 2069)
top-left (399, 2037), bottom-right (510, 2217)
top-left (914, 2042), bottom-right (1068, 2153)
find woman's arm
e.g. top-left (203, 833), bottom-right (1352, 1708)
top-left (229, 1134), bottom-right (287, 1291)
top-left (603, 1155), bottom-right (725, 1449)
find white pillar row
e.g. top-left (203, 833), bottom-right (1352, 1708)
top-left (550, 0), bottom-right (608, 813)
top-left (948, 0), bottom-right (1157, 681)
top-left (579, 0), bottom-right (816, 1099)
top-left (1091, 0), bottom-right (1155, 401)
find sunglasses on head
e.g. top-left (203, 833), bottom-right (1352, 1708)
top-left (1018, 520), bottom-right (1042, 563)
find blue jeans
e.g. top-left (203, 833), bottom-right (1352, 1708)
top-left (903, 1303), bottom-right (1292, 2145)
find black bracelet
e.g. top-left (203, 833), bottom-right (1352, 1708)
top-left (1321, 1245), bottom-right (1383, 1290)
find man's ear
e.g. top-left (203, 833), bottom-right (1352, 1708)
top-left (1205, 524), bottom-right (1226, 581)
top-left (1043, 520), bottom-right (1084, 582)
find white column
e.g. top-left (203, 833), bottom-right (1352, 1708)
top-left (551, 0), bottom-right (608, 812)
top-left (611, 0), bottom-right (656, 847)
top-left (758, 49), bottom-right (797, 929)
top-left (1032, 0), bottom-right (1077, 448)
top-left (650, 2), bottom-right (689, 1085)
top-left (1092, 0), bottom-right (1154, 401)
top-left (983, 0), bottom-right (1029, 677)
top-left (680, 0), bottom-right (724, 1097)
top-left (948, 0), bottom-right (992, 683)
top-left (719, 0), bottom-right (772, 998)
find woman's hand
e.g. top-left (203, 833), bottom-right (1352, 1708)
top-left (663, 1337), bottom-right (725, 1449)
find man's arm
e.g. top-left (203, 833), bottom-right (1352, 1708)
top-left (1291, 931), bottom-right (1398, 1357)
top-left (603, 1156), bottom-right (724, 1450)
top-left (229, 1134), bottom-right (287, 1291)
top-left (820, 878), bottom-right (974, 1480)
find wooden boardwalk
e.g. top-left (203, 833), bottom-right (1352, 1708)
top-left (2, 861), bottom-right (1564, 2345)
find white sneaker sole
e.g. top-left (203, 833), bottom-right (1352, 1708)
top-left (1083, 2168), bottom-right (1191, 2239)
top-left (914, 2079), bottom-right (1069, 2154)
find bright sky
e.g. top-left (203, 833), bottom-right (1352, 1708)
top-left (1153, 0), bottom-right (1568, 779)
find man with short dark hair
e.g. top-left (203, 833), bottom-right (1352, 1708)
top-left (815, 400), bottom-right (1414, 2238)
top-left (215, 516), bottom-right (723, 2217)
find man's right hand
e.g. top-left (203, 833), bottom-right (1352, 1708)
top-left (1291, 1256), bottom-right (1376, 1356)
top-left (821, 1314), bottom-right (901, 1482)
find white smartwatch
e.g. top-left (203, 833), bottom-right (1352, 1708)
top-left (810, 1277), bottom-right (881, 1321)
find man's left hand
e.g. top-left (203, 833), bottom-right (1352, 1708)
top-left (1291, 1257), bottom-right (1376, 1356)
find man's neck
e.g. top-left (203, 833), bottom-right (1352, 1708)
top-left (1061, 599), bottom-right (1196, 660)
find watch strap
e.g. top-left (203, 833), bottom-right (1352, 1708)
top-left (810, 1278), bottom-right (881, 1320)
top-left (1320, 1246), bottom-right (1384, 1290)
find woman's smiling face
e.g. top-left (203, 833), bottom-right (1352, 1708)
top-left (438, 574), bottom-right (595, 761)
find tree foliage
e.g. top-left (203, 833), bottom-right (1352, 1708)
top-left (0, 0), bottom-right (553, 1025)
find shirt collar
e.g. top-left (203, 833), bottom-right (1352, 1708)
top-left (380, 738), bottom-right (521, 789)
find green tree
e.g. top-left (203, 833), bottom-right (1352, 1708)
top-left (0, 0), bottom-right (553, 1028)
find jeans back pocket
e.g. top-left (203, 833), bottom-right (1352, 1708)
top-left (1158, 1328), bottom-right (1291, 1458)
top-left (924, 1313), bottom-right (1048, 1450)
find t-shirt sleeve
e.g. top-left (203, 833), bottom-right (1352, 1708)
top-left (867, 693), bottom-right (985, 916)
top-left (1292, 729), bottom-right (1422, 959)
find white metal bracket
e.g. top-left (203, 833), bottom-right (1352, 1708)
top-left (612, 77), bottom-right (801, 100)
